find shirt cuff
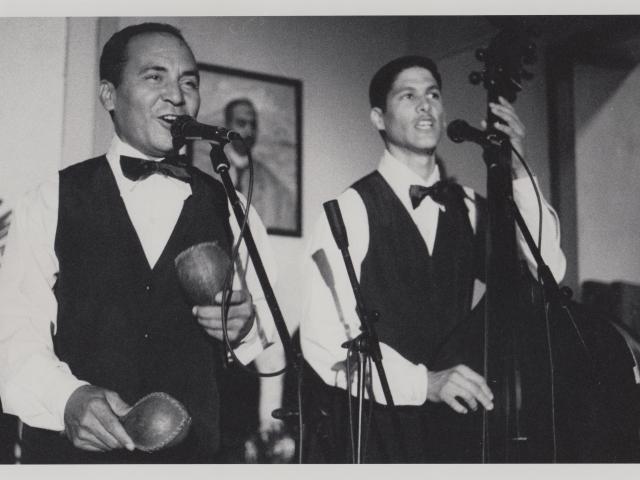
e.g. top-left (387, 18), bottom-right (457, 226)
top-left (232, 300), bottom-right (274, 365)
top-left (5, 369), bottom-right (89, 432)
top-left (50, 376), bottom-right (90, 431)
top-left (233, 321), bottom-right (261, 365)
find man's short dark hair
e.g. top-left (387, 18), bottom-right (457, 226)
top-left (100, 23), bottom-right (189, 87)
top-left (369, 55), bottom-right (442, 111)
top-left (224, 98), bottom-right (256, 125)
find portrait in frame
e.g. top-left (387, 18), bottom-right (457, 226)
top-left (192, 63), bottom-right (303, 237)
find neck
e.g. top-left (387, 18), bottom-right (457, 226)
top-left (387, 145), bottom-right (437, 181)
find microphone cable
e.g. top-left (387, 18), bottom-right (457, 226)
top-left (215, 143), bottom-right (303, 461)
top-left (219, 145), bottom-right (288, 377)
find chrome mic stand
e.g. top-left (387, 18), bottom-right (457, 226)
top-left (323, 200), bottom-right (406, 463)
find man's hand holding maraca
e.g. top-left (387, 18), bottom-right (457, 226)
top-left (193, 290), bottom-right (255, 345)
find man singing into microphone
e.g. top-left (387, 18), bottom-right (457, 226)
top-left (0, 22), bottom-right (277, 463)
top-left (300, 55), bottom-right (566, 462)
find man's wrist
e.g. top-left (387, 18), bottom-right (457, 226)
top-left (57, 380), bottom-right (91, 431)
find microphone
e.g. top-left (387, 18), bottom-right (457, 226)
top-left (447, 119), bottom-right (503, 148)
top-left (170, 115), bottom-right (242, 143)
top-left (323, 200), bottom-right (349, 251)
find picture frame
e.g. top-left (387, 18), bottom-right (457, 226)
top-left (192, 63), bottom-right (303, 237)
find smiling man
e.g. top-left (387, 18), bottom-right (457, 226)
top-left (0, 23), bottom-right (276, 463)
top-left (301, 55), bottom-right (566, 462)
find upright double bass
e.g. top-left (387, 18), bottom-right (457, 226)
top-left (458, 24), bottom-right (639, 463)
top-left (470, 25), bottom-right (555, 463)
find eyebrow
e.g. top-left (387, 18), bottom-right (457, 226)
top-left (393, 84), bottom-right (440, 94)
top-left (138, 65), bottom-right (200, 81)
top-left (139, 65), bottom-right (167, 75)
top-left (182, 69), bottom-right (200, 82)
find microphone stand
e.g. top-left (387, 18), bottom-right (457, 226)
top-left (205, 142), bottom-right (295, 368)
top-left (174, 135), bottom-right (302, 460)
top-left (323, 201), bottom-right (406, 463)
top-left (477, 137), bottom-right (574, 333)
top-left (509, 201), bottom-right (573, 315)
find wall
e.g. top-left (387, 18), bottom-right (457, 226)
top-left (0, 18), bottom-right (67, 206)
top-left (574, 63), bottom-right (640, 286)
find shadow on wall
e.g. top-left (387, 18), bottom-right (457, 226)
top-left (0, 199), bottom-right (19, 464)
top-left (0, 200), bottom-right (9, 259)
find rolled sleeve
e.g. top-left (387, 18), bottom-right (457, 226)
top-left (301, 189), bottom-right (430, 406)
top-left (513, 177), bottom-right (567, 282)
top-left (229, 196), bottom-right (278, 364)
top-left (0, 179), bottom-right (87, 430)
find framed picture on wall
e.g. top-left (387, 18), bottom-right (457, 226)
top-left (192, 63), bottom-right (303, 237)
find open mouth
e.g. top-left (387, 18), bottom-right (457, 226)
top-left (158, 114), bottom-right (179, 127)
top-left (416, 118), bottom-right (435, 129)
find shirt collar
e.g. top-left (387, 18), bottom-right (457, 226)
top-left (377, 149), bottom-right (444, 211)
top-left (105, 135), bottom-right (190, 194)
top-left (225, 146), bottom-right (249, 168)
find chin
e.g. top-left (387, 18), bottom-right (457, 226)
top-left (152, 139), bottom-right (177, 156)
top-left (413, 142), bottom-right (438, 152)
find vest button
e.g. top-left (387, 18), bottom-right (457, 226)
top-left (145, 284), bottom-right (152, 293)
top-left (144, 333), bottom-right (149, 339)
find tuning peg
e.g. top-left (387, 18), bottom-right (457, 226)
top-left (475, 48), bottom-right (487, 62)
top-left (469, 71), bottom-right (483, 85)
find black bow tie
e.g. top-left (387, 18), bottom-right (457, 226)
top-left (409, 180), bottom-right (451, 209)
top-left (120, 154), bottom-right (191, 183)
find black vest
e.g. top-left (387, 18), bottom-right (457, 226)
top-left (353, 171), bottom-right (483, 369)
top-left (321, 172), bottom-right (487, 462)
top-left (21, 156), bottom-right (233, 464)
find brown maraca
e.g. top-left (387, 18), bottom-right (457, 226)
top-left (121, 392), bottom-right (191, 452)
top-left (174, 241), bottom-right (233, 304)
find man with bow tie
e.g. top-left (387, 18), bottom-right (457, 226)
top-left (300, 56), bottom-right (566, 462)
top-left (0, 23), bottom-right (276, 463)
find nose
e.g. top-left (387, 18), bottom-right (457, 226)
top-left (242, 125), bottom-right (256, 139)
top-left (163, 81), bottom-right (185, 106)
top-left (417, 96), bottom-right (431, 113)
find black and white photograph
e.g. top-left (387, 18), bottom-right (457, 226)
top-left (1, 2), bottom-right (640, 474)
top-left (192, 63), bottom-right (302, 236)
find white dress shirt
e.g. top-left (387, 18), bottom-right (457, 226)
top-left (301, 149), bottom-right (566, 406)
top-left (0, 136), bottom-right (277, 431)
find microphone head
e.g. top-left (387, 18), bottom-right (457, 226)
top-left (323, 200), bottom-right (349, 250)
top-left (446, 119), bottom-right (470, 144)
top-left (170, 115), bottom-right (241, 143)
top-left (170, 115), bottom-right (195, 139)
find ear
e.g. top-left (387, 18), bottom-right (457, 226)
top-left (369, 107), bottom-right (386, 132)
top-left (99, 80), bottom-right (116, 113)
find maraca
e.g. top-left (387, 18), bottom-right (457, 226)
top-left (121, 392), bottom-right (191, 452)
top-left (174, 241), bottom-right (233, 304)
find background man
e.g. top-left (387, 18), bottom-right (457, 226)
top-left (301, 55), bottom-right (566, 462)
top-left (0, 22), bottom-right (276, 463)
top-left (224, 98), bottom-right (296, 232)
